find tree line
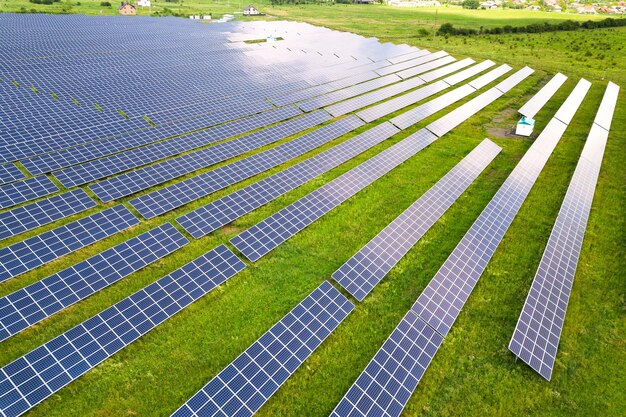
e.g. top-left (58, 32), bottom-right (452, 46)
top-left (437, 17), bottom-right (626, 36)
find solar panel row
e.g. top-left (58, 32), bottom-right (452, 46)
top-left (0, 244), bottom-right (245, 417)
top-left (129, 115), bottom-right (365, 219)
top-left (90, 110), bottom-right (332, 203)
top-left (0, 176), bottom-right (58, 210)
top-left (171, 281), bottom-right (354, 417)
top-left (553, 78), bottom-right (592, 125)
top-left (396, 55), bottom-right (457, 80)
top-left (0, 163), bottom-right (25, 185)
top-left (518, 72), bottom-right (568, 119)
top-left (509, 83), bottom-right (618, 380)
top-left (375, 51), bottom-right (448, 77)
top-left (177, 122), bottom-right (401, 238)
top-left (0, 204), bottom-right (139, 283)
top-left (0, 223), bottom-right (188, 342)
top-left (54, 106), bottom-right (303, 188)
top-left (418, 57), bottom-right (475, 83)
top-left (0, 189), bottom-right (96, 241)
top-left (333, 139), bottom-right (502, 301)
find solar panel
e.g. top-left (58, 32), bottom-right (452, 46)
top-left (53, 106), bottom-right (303, 188)
top-left (418, 57), bottom-right (475, 83)
top-left (0, 244), bottom-right (244, 417)
top-left (324, 76), bottom-right (426, 118)
top-left (296, 74), bottom-right (402, 112)
top-left (426, 88), bottom-right (503, 137)
top-left (171, 281), bottom-right (354, 417)
top-left (333, 139), bottom-right (502, 301)
top-left (0, 163), bottom-right (25, 185)
top-left (330, 311), bottom-right (443, 417)
top-left (413, 117), bottom-right (571, 337)
top-left (0, 176), bottom-right (58, 210)
top-left (130, 115), bottom-right (365, 219)
top-left (553, 78), bottom-right (592, 125)
top-left (396, 55), bottom-right (457, 80)
top-left (90, 110), bottom-right (332, 203)
top-left (0, 204), bottom-right (139, 283)
top-left (375, 51), bottom-right (448, 77)
top-left (593, 81), bottom-right (619, 131)
top-left (356, 80), bottom-right (450, 123)
top-left (493, 66), bottom-right (535, 93)
top-left (0, 223), bottom-right (188, 342)
top-left (177, 122), bottom-right (400, 238)
top-left (390, 84), bottom-right (476, 130)
top-left (442, 60), bottom-right (496, 86)
top-left (468, 64), bottom-right (512, 90)
top-left (230, 129), bottom-right (439, 262)
top-left (387, 49), bottom-right (429, 65)
top-left (509, 84), bottom-right (617, 380)
top-left (518, 72), bottom-right (568, 118)
top-left (0, 189), bottom-right (96, 241)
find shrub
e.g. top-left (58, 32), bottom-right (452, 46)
top-left (100, 1), bottom-right (111, 5)
top-left (462, 0), bottom-right (479, 9)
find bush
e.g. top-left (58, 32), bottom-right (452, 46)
top-left (100, 1), bottom-right (111, 5)
top-left (462, 0), bottom-right (479, 9)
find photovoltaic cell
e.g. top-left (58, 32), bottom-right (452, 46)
top-left (387, 49), bottom-right (429, 65)
top-left (333, 139), bottom-right (501, 301)
top-left (171, 281), bottom-right (354, 417)
top-left (130, 116), bottom-right (365, 219)
top-left (413, 117), bottom-right (570, 337)
top-left (230, 129), bottom-right (439, 262)
top-left (468, 64), bottom-right (512, 90)
top-left (0, 244), bottom-right (244, 417)
top-left (0, 163), bottom-right (25, 185)
top-left (553, 78), bottom-right (591, 126)
top-left (375, 51), bottom-right (448, 77)
top-left (442, 60), bottom-right (496, 87)
top-left (518, 73), bottom-right (568, 119)
top-left (330, 311), bottom-right (443, 417)
top-left (0, 176), bottom-right (58, 210)
top-left (493, 66), bottom-right (535, 93)
top-left (509, 83), bottom-right (618, 380)
top-left (0, 223), bottom-right (188, 342)
top-left (396, 55), bottom-right (456, 80)
top-left (0, 189), bottom-right (96, 241)
top-left (90, 110), bottom-right (332, 203)
top-left (177, 122), bottom-right (400, 238)
top-left (0, 205), bottom-right (139, 283)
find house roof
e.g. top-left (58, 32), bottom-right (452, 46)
top-left (244, 5), bottom-right (256, 10)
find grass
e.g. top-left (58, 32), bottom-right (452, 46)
top-left (0, 4), bottom-right (624, 417)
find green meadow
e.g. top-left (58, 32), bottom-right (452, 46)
top-left (0, 3), bottom-right (624, 417)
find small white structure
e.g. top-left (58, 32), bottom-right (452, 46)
top-left (202, 15), bottom-right (212, 20)
top-left (387, 0), bottom-right (441, 6)
top-left (243, 5), bottom-right (261, 16)
top-left (137, 0), bottom-right (150, 7)
top-left (516, 116), bottom-right (535, 137)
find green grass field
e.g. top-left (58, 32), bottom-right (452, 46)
top-left (0, 3), bottom-right (624, 417)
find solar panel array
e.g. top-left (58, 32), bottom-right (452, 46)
top-left (553, 78), bottom-right (592, 125)
top-left (90, 110), bottom-right (331, 202)
top-left (333, 139), bottom-right (502, 301)
top-left (177, 122), bottom-right (400, 238)
top-left (0, 164), bottom-right (25, 185)
top-left (171, 281), bottom-right (354, 417)
top-left (0, 244), bottom-right (245, 417)
top-left (518, 72), bottom-right (568, 118)
top-left (0, 205), bottom-right (138, 283)
top-left (509, 82), bottom-right (618, 380)
top-left (0, 189), bottom-right (96, 241)
top-left (330, 80), bottom-right (587, 417)
top-left (0, 176), bottom-right (58, 210)
top-left (129, 115), bottom-right (365, 219)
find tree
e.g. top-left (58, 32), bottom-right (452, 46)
top-left (462, 0), bottom-right (479, 9)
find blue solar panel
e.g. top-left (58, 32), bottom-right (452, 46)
top-left (171, 281), bottom-right (354, 417)
top-left (0, 163), bottom-right (25, 185)
top-left (229, 129), bottom-right (440, 262)
top-left (90, 110), bottom-right (332, 203)
top-left (0, 244), bottom-right (244, 417)
top-left (333, 139), bottom-right (502, 301)
top-left (330, 311), bottom-right (443, 417)
top-left (177, 122), bottom-right (400, 238)
top-left (0, 204), bottom-right (139, 283)
top-left (0, 176), bottom-right (58, 210)
top-left (130, 115), bottom-right (365, 219)
top-left (0, 223), bottom-right (188, 342)
top-left (0, 189), bottom-right (96, 241)
top-left (53, 106), bottom-right (302, 188)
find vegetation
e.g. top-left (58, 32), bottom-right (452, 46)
top-left (438, 17), bottom-right (626, 36)
top-left (0, 3), bottom-right (624, 417)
